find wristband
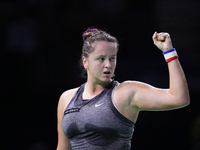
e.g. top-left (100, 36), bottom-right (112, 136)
top-left (163, 48), bottom-right (178, 62)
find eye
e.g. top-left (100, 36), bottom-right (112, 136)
top-left (99, 57), bottom-right (105, 61)
top-left (110, 57), bottom-right (116, 61)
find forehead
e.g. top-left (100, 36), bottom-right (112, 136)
top-left (92, 41), bottom-right (117, 55)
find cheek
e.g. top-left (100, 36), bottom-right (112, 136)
top-left (112, 61), bottom-right (117, 67)
top-left (91, 62), bottom-right (103, 70)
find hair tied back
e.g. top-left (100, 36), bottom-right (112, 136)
top-left (82, 27), bottom-right (98, 41)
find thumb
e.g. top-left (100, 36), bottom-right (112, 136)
top-left (152, 31), bottom-right (158, 41)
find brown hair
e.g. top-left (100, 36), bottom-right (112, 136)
top-left (80, 27), bottom-right (119, 78)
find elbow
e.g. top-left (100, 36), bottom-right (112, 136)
top-left (185, 88), bottom-right (190, 105)
top-left (183, 100), bottom-right (190, 107)
top-left (179, 89), bottom-right (190, 107)
top-left (184, 91), bottom-right (190, 106)
top-left (179, 95), bottom-right (190, 107)
top-left (185, 96), bottom-right (190, 106)
top-left (173, 95), bottom-right (190, 109)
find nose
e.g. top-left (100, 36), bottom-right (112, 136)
top-left (105, 59), bottom-right (111, 68)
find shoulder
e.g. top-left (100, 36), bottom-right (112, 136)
top-left (58, 87), bottom-right (79, 113)
top-left (113, 81), bottom-right (137, 103)
top-left (114, 80), bottom-right (147, 93)
top-left (112, 80), bottom-right (146, 122)
top-left (113, 80), bottom-right (151, 105)
top-left (61, 88), bottom-right (79, 100)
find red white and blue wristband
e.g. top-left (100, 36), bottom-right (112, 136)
top-left (163, 48), bottom-right (178, 62)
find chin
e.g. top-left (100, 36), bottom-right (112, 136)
top-left (101, 77), bottom-right (112, 83)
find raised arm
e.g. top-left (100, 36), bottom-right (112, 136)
top-left (132, 32), bottom-right (190, 111)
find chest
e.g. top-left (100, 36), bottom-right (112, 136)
top-left (62, 81), bottom-right (134, 141)
top-left (62, 94), bottom-right (120, 138)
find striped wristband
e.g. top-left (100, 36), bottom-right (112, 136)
top-left (163, 48), bottom-right (178, 62)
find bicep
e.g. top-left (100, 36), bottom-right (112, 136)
top-left (132, 82), bottom-right (181, 111)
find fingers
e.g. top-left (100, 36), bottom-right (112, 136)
top-left (157, 35), bottom-right (165, 41)
top-left (156, 32), bottom-right (170, 42)
top-left (152, 31), bottom-right (173, 51)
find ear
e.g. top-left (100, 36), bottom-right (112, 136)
top-left (82, 56), bottom-right (88, 69)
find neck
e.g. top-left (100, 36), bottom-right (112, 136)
top-left (83, 79), bottom-right (112, 99)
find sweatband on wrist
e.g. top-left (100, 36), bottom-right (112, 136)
top-left (163, 48), bottom-right (178, 62)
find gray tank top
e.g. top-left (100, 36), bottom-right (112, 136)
top-left (62, 80), bottom-right (135, 150)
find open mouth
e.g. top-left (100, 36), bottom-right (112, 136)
top-left (103, 71), bottom-right (111, 75)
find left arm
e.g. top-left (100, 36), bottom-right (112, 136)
top-left (132, 32), bottom-right (190, 111)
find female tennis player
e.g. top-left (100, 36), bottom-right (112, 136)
top-left (57, 27), bottom-right (190, 150)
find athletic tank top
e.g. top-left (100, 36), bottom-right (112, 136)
top-left (62, 80), bottom-right (135, 150)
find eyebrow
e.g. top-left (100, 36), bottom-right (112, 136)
top-left (96, 54), bottom-right (117, 57)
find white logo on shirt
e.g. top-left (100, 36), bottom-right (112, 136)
top-left (95, 103), bottom-right (104, 107)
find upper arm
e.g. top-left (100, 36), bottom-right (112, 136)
top-left (57, 92), bottom-right (70, 150)
top-left (124, 81), bottom-right (188, 111)
top-left (57, 88), bottom-right (78, 150)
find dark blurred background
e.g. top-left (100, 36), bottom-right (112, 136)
top-left (1, 0), bottom-right (200, 149)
